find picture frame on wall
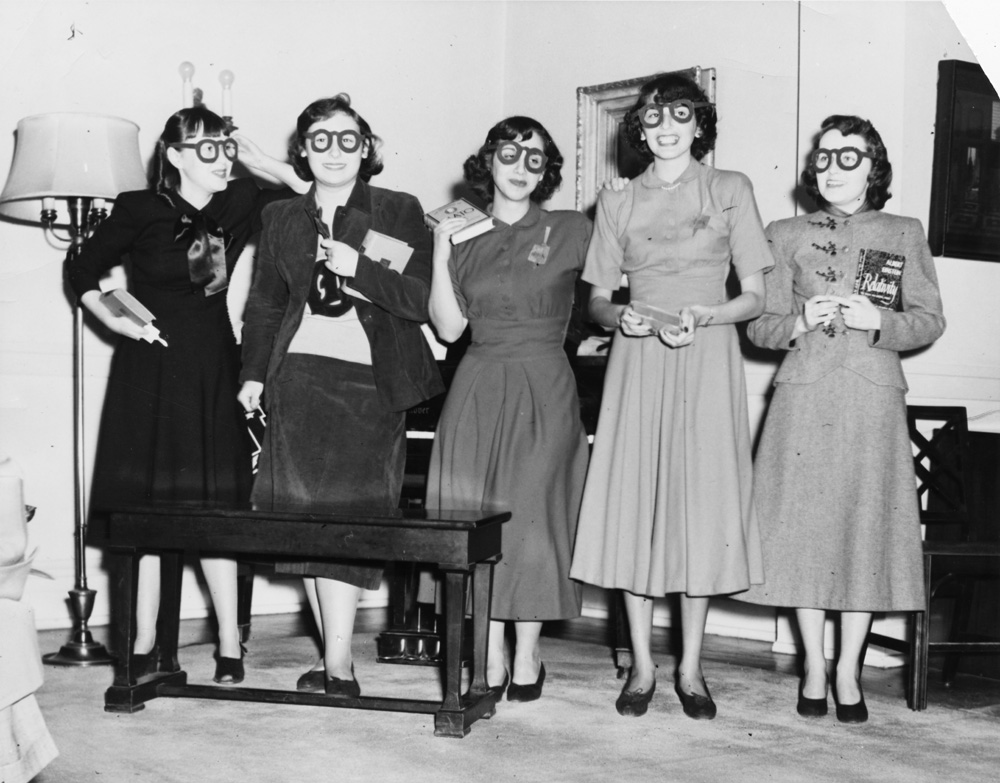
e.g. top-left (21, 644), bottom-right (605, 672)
top-left (574, 66), bottom-right (716, 217)
top-left (928, 59), bottom-right (1000, 261)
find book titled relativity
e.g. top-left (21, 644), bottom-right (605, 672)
top-left (341, 229), bottom-right (414, 302)
top-left (852, 248), bottom-right (905, 311)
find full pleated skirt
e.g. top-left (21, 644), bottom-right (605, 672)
top-left (570, 326), bottom-right (763, 597)
top-left (425, 351), bottom-right (587, 620)
top-left (736, 368), bottom-right (925, 611)
top-left (252, 354), bottom-right (404, 591)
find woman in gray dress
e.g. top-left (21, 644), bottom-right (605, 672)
top-left (426, 117), bottom-right (590, 703)
top-left (736, 115), bottom-right (946, 724)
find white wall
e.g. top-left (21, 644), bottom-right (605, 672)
top-left (0, 0), bottom-right (506, 628)
top-left (2, 2), bottom-right (998, 658)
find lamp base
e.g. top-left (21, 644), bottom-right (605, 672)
top-left (43, 587), bottom-right (116, 666)
top-left (43, 636), bottom-right (116, 667)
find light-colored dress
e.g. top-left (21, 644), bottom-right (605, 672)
top-left (425, 203), bottom-right (591, 620)
top-left (736, 208), bottom-right (945, 611)
top-left (570, 161), bottom-right (772, 598)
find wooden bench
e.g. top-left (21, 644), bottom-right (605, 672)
top-left (87, 501), bottom-right (509, 738)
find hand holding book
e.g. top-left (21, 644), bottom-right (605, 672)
top-left (98, 289), bottom-right (168, 346)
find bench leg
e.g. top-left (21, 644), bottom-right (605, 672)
top-left (104, 550), bottom-right (186, 713)
top-left (236, 562), bottom-right (255, 644)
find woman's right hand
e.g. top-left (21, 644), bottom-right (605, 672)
top-left (619, 306), bottom-right (654, 337)
top-left (801, 295), bottom-right (839, 331)
top-left (430, 217), bottom-right (468, 265)
top-left (602, 177), bottom-right (631, 193)
top-left (79, 290), bottom-right (150, 342)
top-left (237, 381), bottom-right (264, 412)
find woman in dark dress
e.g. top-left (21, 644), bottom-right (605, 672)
top-left (735, 115), bottom-right (945, 724)
top-left (237, 95), bottom-right (442, 696)
top-left (68, 106), bottom-right (306, 683)
top-left (426, 117), bottom-right (590, 702)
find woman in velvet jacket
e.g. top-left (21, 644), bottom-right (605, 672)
top-left (237, 95), bottom-right (442, 697)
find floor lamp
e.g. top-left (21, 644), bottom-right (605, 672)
top-left (0, 113), bottom-right (147, 665)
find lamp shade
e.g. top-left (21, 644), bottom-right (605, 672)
top-left (0, 113), bottom-right (147, 227)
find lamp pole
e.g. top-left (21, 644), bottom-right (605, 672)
top-left (43, 196), bottom-right (114, 666)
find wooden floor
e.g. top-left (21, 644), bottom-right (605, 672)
top-left (201, 607), bottom-right (1000, 713)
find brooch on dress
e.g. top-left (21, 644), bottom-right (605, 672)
top-left (528, 226), bottom-right (551, 265)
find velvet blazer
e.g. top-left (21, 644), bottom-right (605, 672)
top-left (240, 179), bottom-right (444, 412)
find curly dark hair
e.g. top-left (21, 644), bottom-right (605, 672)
top-left (801, 114), bottom-right (892, 210)
top-left (152, 106), bottom-right (229, 195)
top-left (290, 93), bottom-right (384, 183)
top-left (623, 72), bottom-right (717, 163)
top-left (463, 116), bottom-right (563, 204)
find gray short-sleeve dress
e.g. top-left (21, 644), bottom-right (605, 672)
top-left (570, 161), bottom-right (773, 598)
top-left (425, 203), bottom-right (591, 621)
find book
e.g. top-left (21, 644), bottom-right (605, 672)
top-left (424, 198), bottom-right (494, 244)
top-left (631, 301), bottom-right (683, 333)
top-left (852, 248), bottom-right (905, 311)
top-left (341, 229), bottom-right (414, 302)
top-left (99, 289), bottom-right (168, 346)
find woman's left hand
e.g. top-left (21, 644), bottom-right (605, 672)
top-left (322, 239), bottom-right (359, 277)
top-left (232, 134), bottom-right (266, 171)
top-left (657, 305), bottom-right (710, 348)
top-left (830, 295), bottom-right (882, 331)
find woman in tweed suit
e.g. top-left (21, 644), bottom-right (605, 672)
top-left (736, 115), bottom-right (945, 724)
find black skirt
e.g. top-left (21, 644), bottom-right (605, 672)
top-left (90, 294), bottom-right (252, 511)
top-left (251, 353), bottom-right (405, 590)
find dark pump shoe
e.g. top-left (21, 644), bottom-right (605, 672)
top-left (296, 669), bottom-right (326, 692)
top-left (835, 689), bottom-right (869, 724)
top-left (615, 678), bottom-right (656, 717)
top-left (488, 672), bottom-right (510, 700)
top-left (213, 643), bottom-right (247, 684)
top-left (325, 665), bottom-right (361, 698)
top-left (797, 681), bottom-right (829, 718)
top-left (675, 682), bottom-right (717, 720)
top-left (507, 663), bottom-right (546, 702)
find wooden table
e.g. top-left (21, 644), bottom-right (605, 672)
top-left (87, 501), bottom-right (508, 738)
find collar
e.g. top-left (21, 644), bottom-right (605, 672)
top-left (159, 187), bottom-right (212, 216)
top-left (820, 200), bottom-right (875, 219)
top-left (302, 178), bottom-right (372, 223)
top-left (639, 159), bottom-right (702, 190)
top-left (490, 200), bottom-right (543, 230)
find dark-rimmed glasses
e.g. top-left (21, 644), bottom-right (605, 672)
top-left (810, 147), bottom-right (875, 172)
top-left (494, 141), bottom-right (548, 174)
top-left (636, 100), bottom-right (712, 127)
top-left (169, 138), bottom-right (238, 164)
top-left (304, 129), bottom-right (363, 154)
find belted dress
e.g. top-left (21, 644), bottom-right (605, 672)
top-left (425, 202), bottom-right (591, 620)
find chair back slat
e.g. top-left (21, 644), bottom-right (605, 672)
top-left (907, 406), bottom-right (972, 538)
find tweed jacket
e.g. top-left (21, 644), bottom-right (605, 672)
top-left (240, 180), bottom-right (444, 412)
top-left (748, 209), bottom-right (945, 390)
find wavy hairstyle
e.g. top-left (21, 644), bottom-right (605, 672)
top-left (463, 116), bottom-right (563, 204)
top-left (290, 93), bottom-right (383, 183)
top-left (623, 72), bottom-right (717, 163)
top-left (152, 106), bottom-right (229, 196)
top-left (802, 114), bottom-right (893, 210)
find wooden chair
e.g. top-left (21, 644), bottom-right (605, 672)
top-left (868, 405), bottom-right (1000, 710)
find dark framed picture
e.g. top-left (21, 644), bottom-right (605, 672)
top-left (928, 60), bottom-right (1000, 261)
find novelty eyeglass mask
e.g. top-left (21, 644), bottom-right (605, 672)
top-left (170, 138), bottom-right (238, 164)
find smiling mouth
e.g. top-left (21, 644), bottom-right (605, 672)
top-left (510, 178), bottom-right (528, 187)
top-left (656, 134), bottom-right (680, 146)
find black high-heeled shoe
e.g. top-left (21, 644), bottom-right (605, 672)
top-left (835, 684), bottom-right (868, 724)
top-left (507, 663), bottom-right (545, 702)
top-left (488, 672), bottom-right (510, 700)
top-left (130, 645), bottom-right (159, 679)
top-left (615, 677), bottom-right (656, 717)
top-left (296, 669), bottom-right (325, 692)
top-left (213, 643), bottom-right (246, 685)
top-left (797, 681), bottom-right (829, 718)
